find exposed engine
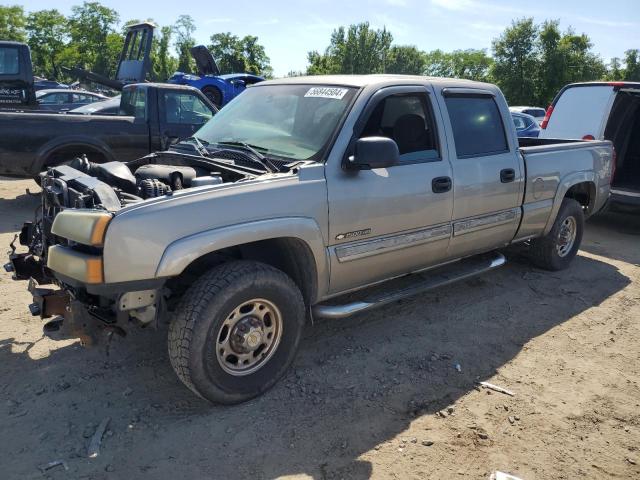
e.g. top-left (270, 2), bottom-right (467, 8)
top-left (14, 150), bottom-right (268, 277)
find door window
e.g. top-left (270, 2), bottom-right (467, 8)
top-left (163, 91), bottom-right (214, 125)
top-left (360, 93), bottom-right (439, 163)
top-left (38, 92), bottom-right (70, 105)
top-left (445, 95), bottom-right (508, 157)
top-left (0, 47), bottom-right (19, 74)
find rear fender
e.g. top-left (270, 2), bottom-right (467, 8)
top-left (543, 172), bottom-right (596, 235)
top-left (34, 136), bottom-right (116, 173)
top-left (155, 217), bottom-right (330, 300)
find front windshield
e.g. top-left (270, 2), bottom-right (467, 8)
top-left (195, 84), bottom-right (357, 161)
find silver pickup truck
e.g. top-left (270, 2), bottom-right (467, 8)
top-left (6, 75), bottom-right (613, 404)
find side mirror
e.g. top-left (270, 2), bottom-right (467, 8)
top-left (345, 137), bottom-right (399, 171)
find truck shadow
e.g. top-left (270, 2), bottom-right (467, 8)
top-left (0, 253), bottom-right (630, 479)
top-left (0, 190), bottom-right (40, 235)
top-left (581, 210), bottom-right (640, 265)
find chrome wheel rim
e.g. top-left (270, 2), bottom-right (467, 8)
top-left (215, 298), bottom-right (283, 376)
top-left (556, 216), bottom-right (577, 257)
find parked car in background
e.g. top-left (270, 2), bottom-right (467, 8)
top-left (168, 45), bottom-right (264, 108)
top-left (33, 77), bottom-right (68, 91)
top-left (510, 106), bottom-right (546, 124)
top-left (68, 95), bottom-right (121, 115)
top-left (540, 81), bottom-right (640, 210)
top-left (511, 112), bottom-right (540, 137)
top-left (36, 89), bottom-right (108, 112)
top-left (0, 83), bottom-right (216, 178)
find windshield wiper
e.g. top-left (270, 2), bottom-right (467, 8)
top-left (183, 136), bottom-right (210, 157)
top-left (216, 141), bottom-right (279, 173)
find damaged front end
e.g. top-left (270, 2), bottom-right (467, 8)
top-left (5, 149), bottom-right (269, 345)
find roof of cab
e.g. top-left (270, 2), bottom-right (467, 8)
top-left (259, 74), bottom-right (495, 90)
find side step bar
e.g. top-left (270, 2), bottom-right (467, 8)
top-left (313, 252), bottom-right (506, 319)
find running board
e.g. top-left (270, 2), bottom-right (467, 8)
top-left (312, 252), bottom-right (506, 319)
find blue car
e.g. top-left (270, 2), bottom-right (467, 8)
top-left (511, 112), bottom-right (540, 138)
top-left (168, 45), bottom-right (264, 108)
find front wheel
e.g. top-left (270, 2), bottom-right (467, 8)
top-left (168, 261), bottom-right (305, 404)
top-left (528, 198), bottom-right (584, 271)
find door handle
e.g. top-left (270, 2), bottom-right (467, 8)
top-left (500, 168), bottom-right (516, 183)
top-left (432, 176), bottom-right (452, 193)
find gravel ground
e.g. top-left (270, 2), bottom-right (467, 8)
top-left (1, 177), bottom-right (639, 480)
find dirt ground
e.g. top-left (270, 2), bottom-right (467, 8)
top-left (0, 176), bottom-right (638, 480)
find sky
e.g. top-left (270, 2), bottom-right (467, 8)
top-left (18, 0), bottom-right (640, 77)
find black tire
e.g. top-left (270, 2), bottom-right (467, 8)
top-left (202, 86), bottom-right (222, 108)
top-left (529, 198), bottom-right (584, 271)
top-left (168, 261), bottom-right (305, 404)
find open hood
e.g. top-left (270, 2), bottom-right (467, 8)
top-left (190, 45), bottom-right (220, 76)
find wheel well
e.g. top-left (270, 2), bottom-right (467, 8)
top-left (565, 181), bottom-right (595, 214)
top-left (44, 145), bottom-right (108, 168)
top-left (168, 237), bottom-right (318, 307)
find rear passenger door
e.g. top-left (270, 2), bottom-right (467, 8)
top-left (439, 89), bottom-right (523, 257)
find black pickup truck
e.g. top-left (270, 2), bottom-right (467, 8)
top-left (0, 41), bottom-right (36, 107)
top-left (0, 83), bottom-right (216, 177)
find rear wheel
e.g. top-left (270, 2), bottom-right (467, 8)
top-left (202, 86), bottom-right (222, 108)
top-left (168, 261), bottom-right (305, 404)
top-left (528, 198), bottom-right (584, 271)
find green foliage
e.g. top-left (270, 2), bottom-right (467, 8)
top-left (386, 46), bottom-right (426, 75)
top-left (307, 22), bottom-right (393, 75)
top-left (491, 18), bottom-right (539, 105)
top-left (606, 58), bottom-right (624, 81)
top-left (25, 9), bottom-right (68, 78)
top-left (208, 33), bottom-right (272, 76)
top-left (68, 1), bottom-right (119, 75)
top-left (152, 26), bottom-right (177, 81)
top-left (174, 14), bottom-right (196, 73)
top-left (423, 49), bottom-right (492, 81)
top-left (624, 49), bottom-right (640, 81)
top-left (0, 5), bottom-right (26, 42)
top-left (491, 18), bottom-right (607, 105)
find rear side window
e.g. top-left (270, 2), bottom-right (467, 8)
top-left (0, 47), bottom-right (19, 75)
top-left (445, 96), bottom-right (508, 158)
top-left (524, 108), bottom-right (545, 118)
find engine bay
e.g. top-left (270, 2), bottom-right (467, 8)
top-left (40, 151), bottom-right (268, 213)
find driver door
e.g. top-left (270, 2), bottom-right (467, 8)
top-left (158, 89), bottom-right (215, 147)
top-left (326, 86), bottom-right (454, 294)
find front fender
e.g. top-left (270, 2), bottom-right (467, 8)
top-left (155, 217), bottom-right (330, 299)
top-left (543, 171), bottom-right (596, 235)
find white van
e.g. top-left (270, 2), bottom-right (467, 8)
top-left (540, 81), bottom-right (640, 209)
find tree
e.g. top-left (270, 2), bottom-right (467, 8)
top-left (241, 35), bottom-right (272, 77)
top-left (385, 45), bottom-right (425, 75)
top-left (491, 18), bottom-right (539, 105)
top-left (606, 57), bottom-right (624, 81)
top-left (307, 23), bottom-right (393, 75)
top-left (68, 1), bottom-right (119, 75)
top-left (174, 14), bottom-right (195, 73)
top-left (208, 33), bottom-right (272, 76)
top-left (0, 5), bottom-right (26, 42)
top-left (624, 49), bottom-right (640, 81)
top-left (423, 49), bottom-right (492, 81)
top-left (153, 26), bottom-right (177, 81)
top-left (25, 9), bottom-right (68, 78)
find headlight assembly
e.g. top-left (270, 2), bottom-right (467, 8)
top-left (51, 210), bottom-right (112, 247)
